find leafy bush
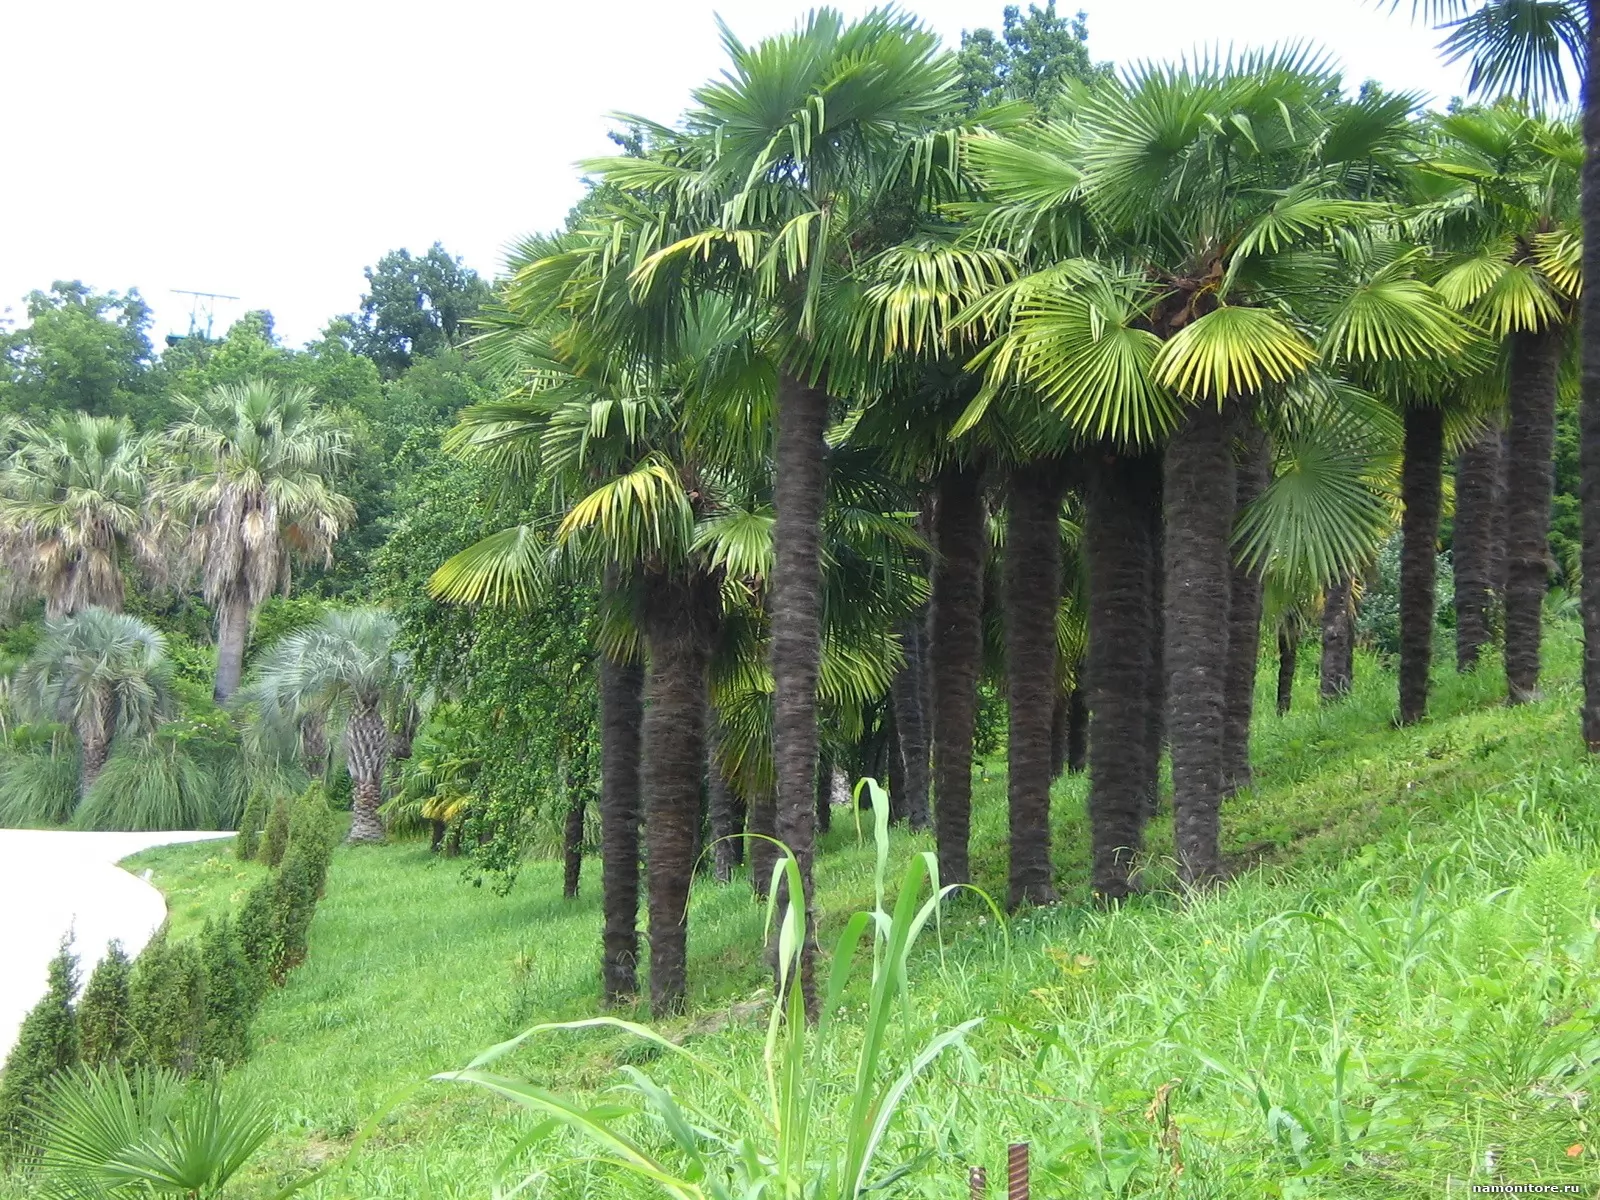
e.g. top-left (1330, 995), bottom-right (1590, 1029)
top-left (77, 942), bottom-right (133, 1069)
top-left (270, 841), bottom-right (320, 983)
top-left (234, 876), bottom-right (277, 991)
top-left (235, 787), bottom-right (267, 861)
top-left (0, 746), bottom-right (79, 826)
top-left (260, 794), bottom-right (293, 867)
top-left (1356, 534), bottom-right (1456, 660)
top-left (74, 736), bottom-right (219, 832)
top-left (32, 1064), bottom-right (273, 1200)
top-left (436, 779), bottom-right (987, 1198)
top-left (199, 917), bottom-right (255, 1067)
top-left (127, 932), bottom-right (205, 1075)
top-left (287, 783), bottom-right (338, 898)
top-left (0, 938), bottom-right (79, 1164)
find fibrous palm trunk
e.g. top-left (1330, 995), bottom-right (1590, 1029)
top-left (641, 574), bottom-right (714, 1016)
top-left (929, 463), bottom-right (986, 888)
top-left (1164, 400), bottom-right (1237, 889)
top-left (747, 786), bottom-right (777, 897)
top-left (1320, 576), bottom-right (1355, 701)
top-left (1221, 426), bottom-right (1269, 795)
top-left (1582, 3), bottom-right (1600, 749)
top-left (1504, 326), bottom-right (1565, 704)
top-left (769, 372), bottom-right (828, 1015)
top-left (1276, 627), bottom-right (1297, 716)
top-left (888, 614), bottom-right (930, 829)
top-left (1142, 470), bottom-right (1166, 819)
top-left (1400, 404), bottom-right (1445, 725)
top-left (562, 787), bottom-right (585, 900)
top-left (600, 655), bottom-right (643, 1003)
top-left (299, 712), bottom-right (328, 782)
top-left (1065, 684), bottom-right (1088, 774)
top-left (213, 597), bottom-right (250, 703)
top-left (1454, 421), bottom-right (1505, 671)
top-left (1084, 451), bottom-right (1158, 900)
top-left (1004, 459), bottom-right (1066, 909)
top-left (345, 703), bottom-right (389, 844)
top-left (707, 727), bottom-right (740, 884)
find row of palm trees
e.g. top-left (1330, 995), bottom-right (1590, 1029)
top-left (0, 381), bottom-right (354, 702)
top-left (426, 6), bottom-right (1594, 1017)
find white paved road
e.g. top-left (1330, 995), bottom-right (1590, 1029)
top-left (0, 830), bottom-right (233, 1061)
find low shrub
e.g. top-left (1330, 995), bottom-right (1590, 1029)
top-left (235, 787), bottom-right (267, 861)
top-left (77, 941), bottom-right (133, 1069)
top-left (0, 747), bottom-right (79, 827)
top-left (74, 737), bottom-right (219, 832)
top-left (127, 932), bottom-right (205, 1075)
top-left (199, 917), bottom-right (255, 1067)
top-left (0, 938), bottom-right (79, 1164)
top-left (259, 794), bottom-right (293, 867)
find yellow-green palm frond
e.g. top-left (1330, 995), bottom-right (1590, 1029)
top-left (1532, 226), bottom-right (1581, 298)
top-left (1152, 305), bottom-right (1317, 402)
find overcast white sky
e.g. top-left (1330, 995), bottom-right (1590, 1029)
top-left (0, 0), bottom-right (1471, 347)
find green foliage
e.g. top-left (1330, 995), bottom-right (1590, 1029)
top-left (233, 877), bottom-right (276, 994)
top-left (74, 735), bottom-right (219, 832)
top-left (259, 794), bottom-right (292, 868)
top-left (0, 745), bottom-right (79, 826)
top-left (199, 918), bottom-right (254, 1067)
top-left (269, 837), bottom-right (321, 984)
top-left (127, 932), bottom-right (204, 1075)
top-left (0, 282), bottom-right (163, 425)
top-left (1356, 534), bottom-right (1457, 659)
top-left (286, 783), bottom-right (338, 898)
top-left (342, 243), bottom-right (490, 378)
top-left (77, 942), bottom-right (134, 1070)
top-left (31, 1063), bottom-right (273, 1200)
top-left (235, 787), bottom-right (266, 861)
top-left (0, 938), bottom-right (79, 1164)
top-left (957, 2), bottom-right (1105, 111)
top-left (441, 780), bottom-right (984, 1199)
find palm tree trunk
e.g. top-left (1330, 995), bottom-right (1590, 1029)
top-left (1049, 687), bottom-right (1068, 779)
top-left (1454, 421), bottom-right (1504, 671)
top-left (1084, 451), bottom-right (1157, 900)
top-left (600, 654), bottom-right (643, 1003)
top-left (1277, 627), bottom-right (1297, 716)
top-left (213, 597), bottom-right (250, 703)
top-left (1505, 325), bottom-right (1565, 704)
top-left (1066, 684), bottom-right (1088, 774)
top-left (888, 614), bottom-right (930, 829)
top-left (814, 763), bottom-right (831, 836)
top-left (770, 371), bottom-right (828, 1015)
top-left (299, 712), bottom-right (328, 782)
top-left (1400, 404), bottom-right (1445, 725)
top-left (1164, 400), bottom-right (1237, 889)
top-left (80, 734), bottom-right (110, 796)
top-left (345, 704), bottom-right (389, 844)
top-left (707, 726), bottom-right (740, 884)
top-left (1142, 467), bottom-right (1166, 820)
top-left (1221, 427), bottom-right (1269, 795)
top-left (1582, 2), bottom-right (1600, 749)
top-left (1004, 459), bottom-right (1065, 908)
top-left (641, 574), bottom-right (713, 1016)
top-left (562, 787), bottom-right (586, 900)
top-left (929, 462), bottom-right (986, 887)
top-left (747, 783), bottom-right (777, 897)
top-left (1320, 576), bottom-right (1355, 701)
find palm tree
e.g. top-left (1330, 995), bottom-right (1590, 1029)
top-left (162, 379), bottom-right (354, 702)
top-left (1454, 416), bottom-right (1508, 668)
top-left (1387, 3), bottom-right (1599, 737)
top-left (604, 8), bottom-right (960, 1005)
top-left (1416, 104), bottom-right (1580, 703)
top-left (962, 62), bottom-right (1462, 887)
top-left (249, 608), bottom-right (409, 844)
top-left (21, 607), bottom-right (172, 794)
top-left (0, 414), bottom-right (153, 617)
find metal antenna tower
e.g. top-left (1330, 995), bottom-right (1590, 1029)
top-left (169, 289), bottom-right (239, 340)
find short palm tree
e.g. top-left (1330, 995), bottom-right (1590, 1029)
top-left (0, 414), bottom-right (154, 617)
top-left (21, 607), bottom-right (172, 794)
top-left (162, 379), bottom-right (354, 702)
top-left (249, 608), bottom-right (408, 843)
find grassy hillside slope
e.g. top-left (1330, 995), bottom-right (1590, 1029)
top-left (126, 631), bottom-right (1600, 1198)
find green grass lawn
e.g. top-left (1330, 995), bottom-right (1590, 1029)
top-left (122, 629), bottom-right (1600, 1198)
